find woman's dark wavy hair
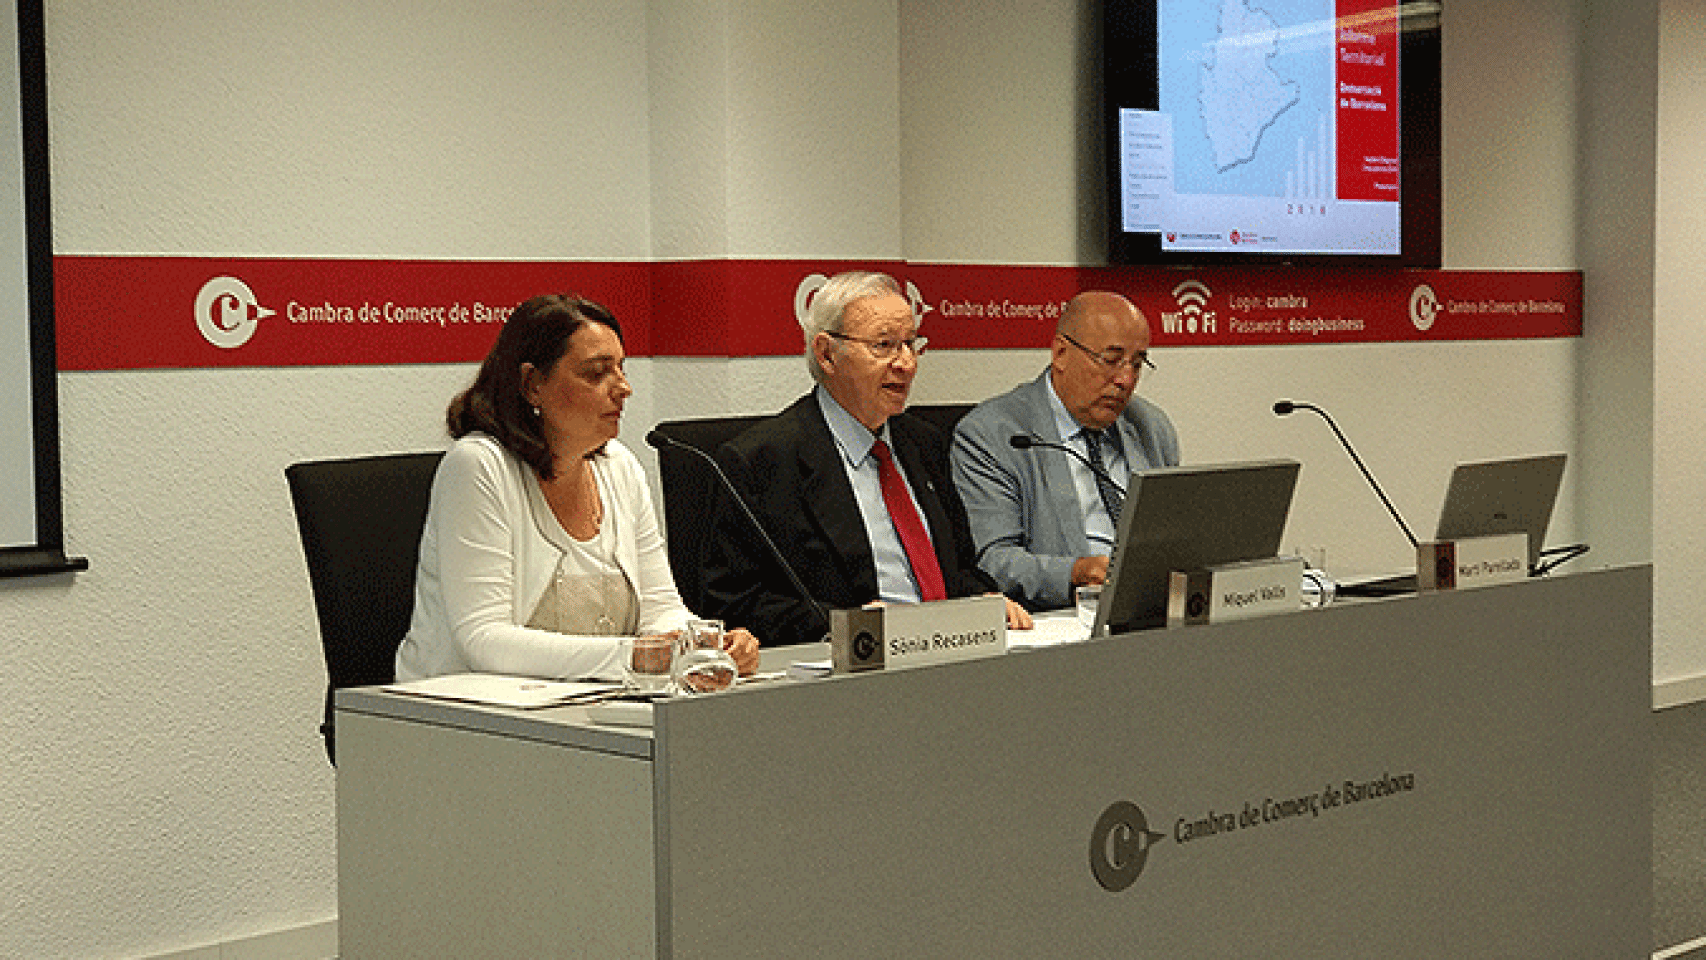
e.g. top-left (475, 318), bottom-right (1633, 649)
top-left (447, 293), bottom-right (624, 480)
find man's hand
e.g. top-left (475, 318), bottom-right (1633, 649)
top-left (1071, 555), bottom-right (1109, 586)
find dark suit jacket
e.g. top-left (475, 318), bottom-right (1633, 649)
top-left (701, 391), bottom-right (997, 647)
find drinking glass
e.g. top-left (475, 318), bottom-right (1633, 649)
top-left (1293, 545), bottom-right (1336, 609)
top-left (1300, 568), bottom-right (1338, 609)
top-left (673, 619), bottom-right (738, 695)
top-left (623, 634), bottom-right (675, 695)
top-left (1076, 584), bottom-right (1103, 636)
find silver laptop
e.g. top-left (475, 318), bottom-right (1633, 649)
top-left (1434, 453), bottom-right (1567, 570)
top-left (1092, 459), bottom-right (1301, 636)
top-left (1342, 453), bottom-right (1568, 596)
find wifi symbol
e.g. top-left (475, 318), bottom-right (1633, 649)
top-left (1172, 280), bottom-right (1211, 315)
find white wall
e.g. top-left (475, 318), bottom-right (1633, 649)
top-left (1653, 0), bottom-right (1706, 699)
top-left (0, 1), bottom-right (1658, 957)
top-left (10, 3), bottom-right (649, 957)
top-left (1578, 0), bottom-right (1660, 593)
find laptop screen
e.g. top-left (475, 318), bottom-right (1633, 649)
top-left (1093, 459), bottom-right (1301, 636)
top-left (1433, 453), bottom-right (1567, 569)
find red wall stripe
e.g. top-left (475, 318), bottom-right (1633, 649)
top-left (53, 255), bottom-right (1580, 371)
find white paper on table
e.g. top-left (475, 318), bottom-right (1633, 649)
top-left (383, 673), bottom-right (620, 709)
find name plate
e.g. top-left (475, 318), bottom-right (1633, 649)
top-left (830, 594), bottom-right (1007, 673)
top-left (1167, 556), bottom-right (1304, 626)
top-left (1417, 533), bottom-right (1528, 591)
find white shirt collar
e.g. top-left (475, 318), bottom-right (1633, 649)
top-left (816, 384), bottom-right (889, 467)
top-left (1044, 371), bottom-right (1090, 442)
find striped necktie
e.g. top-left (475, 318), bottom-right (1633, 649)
top-left (1081, 428), bottom-right (1125, 524)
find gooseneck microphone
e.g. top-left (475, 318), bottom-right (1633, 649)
top-left (1009, 434), bottom-right (1128, 495)
top-left (1272, 400), bottom-right (1417, 548)
top-left (645, 429), bottom-right (831, 638)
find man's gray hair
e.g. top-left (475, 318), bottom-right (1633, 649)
top-left (800, 271), bottom-right (904, 384)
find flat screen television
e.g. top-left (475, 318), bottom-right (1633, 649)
top-left (1104, 0), bottom-right (1441, 267)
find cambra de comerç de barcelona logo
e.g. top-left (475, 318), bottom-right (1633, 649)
top-left (1090, 771), bottom-right (1418, 892)
top-left (195, 276), bottom-right (274, 349)
top-left (1089, 801), bottom-right (1165, 892)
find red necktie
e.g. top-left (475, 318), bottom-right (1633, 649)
top-left (870, 439), bottom-right (947, 602)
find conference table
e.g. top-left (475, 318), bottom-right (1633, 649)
top-left (335, 564), bottom-right (1651, 959)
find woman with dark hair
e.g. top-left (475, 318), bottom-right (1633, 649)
top-left (395, 293), bottom-right (759, 682)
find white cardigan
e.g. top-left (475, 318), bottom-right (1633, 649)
top-left (394, 433), bottom-right (693, 682)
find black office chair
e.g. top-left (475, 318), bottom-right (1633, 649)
top-left (652, 404), bottom-right (974, 613)
top-left (905, 402), bottom-right (975, 456)
top-left (651, 416), bottom-right (766, 614)
top-left (286, 451), bottom-right (444, 765)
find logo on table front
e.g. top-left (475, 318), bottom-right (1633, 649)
top-left (1089, 800), bottom-right (1165, 892)
top-left (851, 629), bottom-right (879, 664)
top-left (195, 276), bottom-right (275, 349)
top-left (1186, 591), bottom-right (1209, 619)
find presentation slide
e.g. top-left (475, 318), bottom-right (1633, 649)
top-left (1119, 0), bottom-right (1401, 256)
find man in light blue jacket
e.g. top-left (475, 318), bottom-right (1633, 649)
top-left (951, 291), bottom-right (1179, 610)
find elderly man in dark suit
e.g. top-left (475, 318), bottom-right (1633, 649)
top-left (702, 270), bottom-right (1029, 647)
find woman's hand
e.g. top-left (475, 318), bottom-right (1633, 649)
top-left (723, 627), bottom-right (761, 676)
top-left (1001, 595), bottom-right (1033, 630)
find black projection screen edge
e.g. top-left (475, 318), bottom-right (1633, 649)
top-left (2, 0), bottom-right (84, 579)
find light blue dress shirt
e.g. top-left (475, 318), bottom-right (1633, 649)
top-left (1044, 378), bottom-right (1128, 556)
top-left (816, 385), bottom-right (929, 604)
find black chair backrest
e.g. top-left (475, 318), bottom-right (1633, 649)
top-left (285, 451), bottom-right (444, 764)
top-left (905, 402), bottom-right (975, 456)
top-left (651, 416), bottom-right (765, 614)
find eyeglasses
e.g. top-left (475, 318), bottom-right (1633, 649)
top-left (1058, 331), bottom-right (1155, 377)
top-left (825, 331), bottom-right (929, 360)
